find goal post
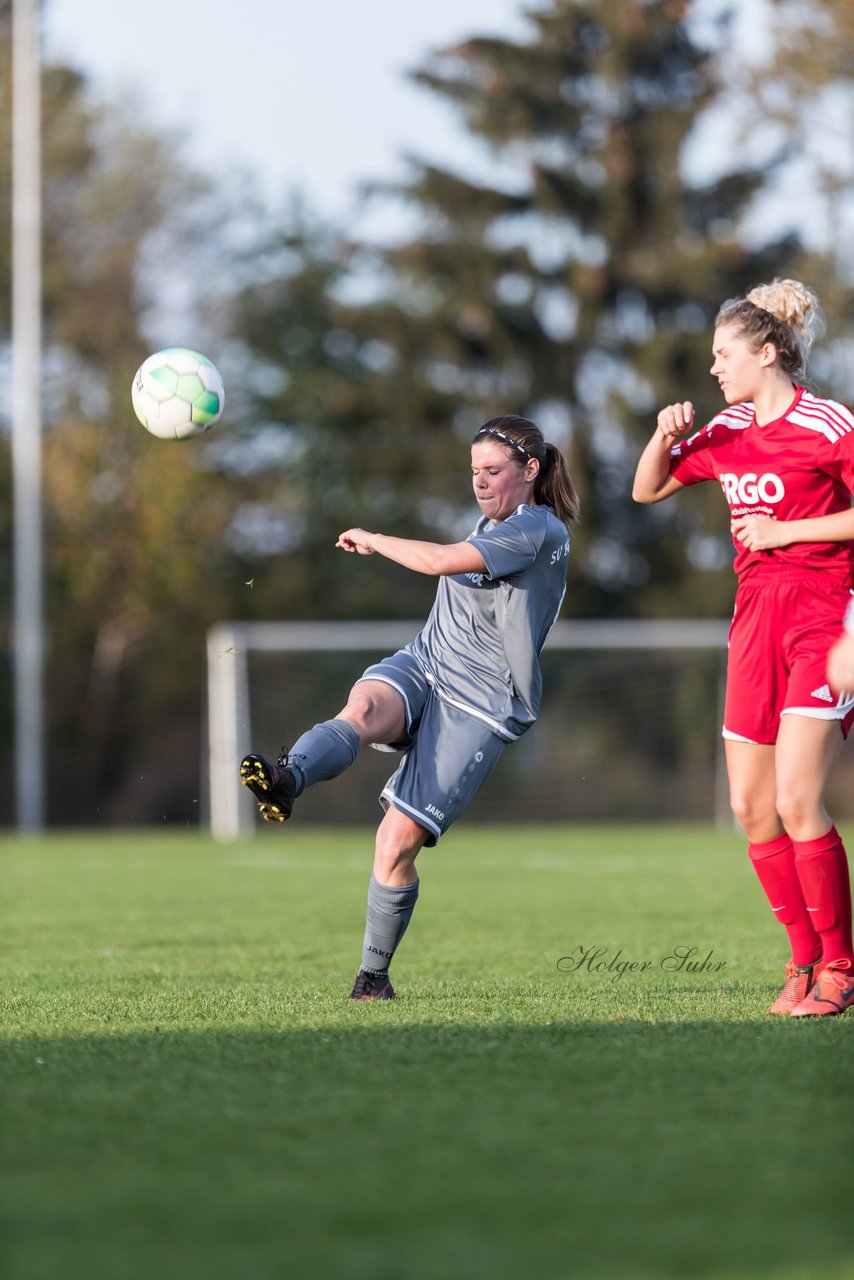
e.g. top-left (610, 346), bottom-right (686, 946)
top-left (206, 618), bottom-right (734, 842)
top-left (206, 620), bottom-right (420, 841)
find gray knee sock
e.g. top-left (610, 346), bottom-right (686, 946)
top-left (287, 718), bottom-right (360, 794)
top-left (360, 874), bottom-right (420, 974)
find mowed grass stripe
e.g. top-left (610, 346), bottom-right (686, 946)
top-left (2, 827), bottom-right (853, 1280)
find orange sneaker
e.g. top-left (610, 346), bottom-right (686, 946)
top-left (767, 960), bottom-right (819, 1015)
top-left (790, 959), bottom-right (854, 1018)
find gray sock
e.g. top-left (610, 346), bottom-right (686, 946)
top-left (360, 874), bottom-right (420, 974)
top-left (287, 718), bottom-right (360, 795)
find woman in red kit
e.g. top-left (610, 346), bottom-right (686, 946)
top-left (633, 278), bottom-right (854, 1017)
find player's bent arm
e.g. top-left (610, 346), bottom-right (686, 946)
top-left (336, 529), bottom-right (487, 576)
top-left (633, 402), bottom-right (694, 503)
top-left (632, 430), bottom-right (686, 504)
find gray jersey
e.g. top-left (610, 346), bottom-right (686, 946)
top-left (410, 503), bottom-right (570, 740)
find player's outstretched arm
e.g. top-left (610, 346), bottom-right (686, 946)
top-left (632, 402), bottom-right (693, 504)
top-left (336, 528), bottom-right (487, 576)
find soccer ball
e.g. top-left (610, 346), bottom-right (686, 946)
top-left (131, 348), bottom-right (225, 440)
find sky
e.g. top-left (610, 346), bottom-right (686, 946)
top-left (41, 0), bottom-right (854, 277)
top-left (44, 0), bottom-right (531, 224)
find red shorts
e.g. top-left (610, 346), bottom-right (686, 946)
top-left (723, 571), bottom-right (854, 745)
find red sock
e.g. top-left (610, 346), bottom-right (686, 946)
top-left (792, 826), bottom-right (854, 966)
top-left (748, 832), bottom-right (822, 966)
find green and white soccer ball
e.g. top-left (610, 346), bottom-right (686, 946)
top-left (131, 347), bottom-right (225, 440)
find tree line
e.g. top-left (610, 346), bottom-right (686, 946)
top-left (0, 0), bottom-right (851, 824)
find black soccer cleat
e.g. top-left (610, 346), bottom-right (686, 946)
top-left (348, 969), bottom-right (396, 1001)
top-left (240, 752), bottom-right (297, 823)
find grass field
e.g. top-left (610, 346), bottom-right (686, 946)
top-left (3, 824), bottom-right (854, 1280)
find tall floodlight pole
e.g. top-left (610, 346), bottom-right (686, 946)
top-left (11, 0), bottom-right (44, 830)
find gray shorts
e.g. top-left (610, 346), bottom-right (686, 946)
top-left (356, 648), bottom-right (507, 845)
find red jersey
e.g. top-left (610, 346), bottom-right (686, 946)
top-left (669, 386), bottom-right (854, 584)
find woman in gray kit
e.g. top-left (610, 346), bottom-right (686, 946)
top-left (241, 416), bottom-right (580, 999)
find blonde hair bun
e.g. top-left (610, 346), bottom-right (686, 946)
top-left (746, 278), bottom-right (824, 350)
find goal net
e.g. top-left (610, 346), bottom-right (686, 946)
top-left (206, 618), bottom-right (752, 841)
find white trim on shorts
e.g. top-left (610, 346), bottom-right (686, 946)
top-left (723, 690), bottom-right (854, 744)
top-left (353, 673), bottom-right (414, 733)
top-left (359, 653), bottom-right (521, 744)
top-left (722, 727), bottom-right (761, 744)
top-left (780, 702), bottom-right (854, 721)
top-left (428, 683), bottom-right (518, 742)
top-left (379, 787), bottom-right (442, 840)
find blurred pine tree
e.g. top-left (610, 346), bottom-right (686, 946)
top-left (233, 0), bottom-right (850, 625)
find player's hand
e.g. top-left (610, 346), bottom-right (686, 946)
top-left (336, 528), bottom-right (376, 555)
top-left (730, 514), bottom-right (789, 550)
top-left (827, 631), bottom-right (854, 692)
top-left (656, 401), bottom-right (694, 443)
